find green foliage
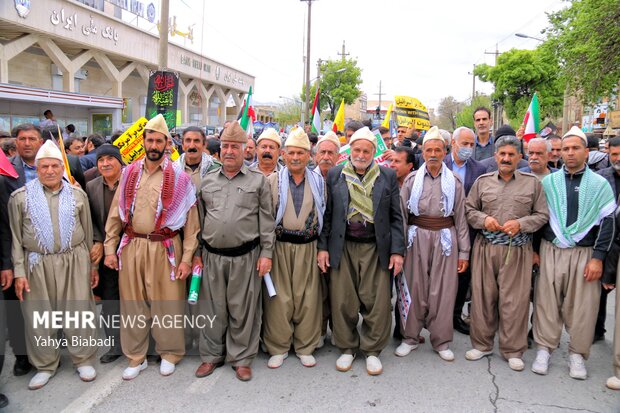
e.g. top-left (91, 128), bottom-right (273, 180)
top-left (274, 99), bottom-right (302, 127)
top-left (475, 48), bottom-right (564, 123)
top-left (455, 95), bottom-right (492, 129)
top-left (544, 0), bottom-right (620, 106)
top-left (301, 58), bottom-right (363, 119)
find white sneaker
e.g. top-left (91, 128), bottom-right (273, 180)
top-left (606, 375), bottom-right (620, 390)
top-left (160, 359), bottom-right (176, 376)
top-left (28, 371), bottom-right (53, 390)
top-left (297, 353), bottom-right (316, 367)
top-left (438, 349), bottom-right (455, 362)
top-left (508, 358), bottom-right (524, 371)
top-left (317, 335), bottom-right (325, 349)
top-left (394, 342), bottom-right (418, 357)
top-left (77, 365), bottom-right (97, 382)
top-left (465, 349), bottom-right (493, 361)
top-left (366, 356), bottom-right (383, 376)
top-left (568, 353), bottom-right (587, 380)
top-left (267, 353), bottom-right (288, 369)
top-left (336, 354), bottom-right (355, 372)
top-left (122, 360), bottom-right (147, 380)
top-left (531, 348), bottom-right (550, 375)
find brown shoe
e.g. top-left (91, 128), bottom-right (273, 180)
top-left (195, 361), bottom-right (224, 378)
top-left (233, 366), bottom-right (252, 381)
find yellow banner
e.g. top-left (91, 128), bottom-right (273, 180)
top-left (393, 96), bottom-right (430, 131)
top-left (113, 117), bottom-right (179, 164)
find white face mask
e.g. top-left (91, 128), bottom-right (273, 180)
top-left (457, 146), bottom-right (473, 161)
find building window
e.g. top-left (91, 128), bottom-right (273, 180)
top-left (75, 0), bottom-right (105, 11)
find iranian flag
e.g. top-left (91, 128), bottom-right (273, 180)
top-left (311, 87), bottom-right (321, 134)
top-left (522, 92), bottom-right (540, 142)
top-left (238, 86), bottom-right (255, 138)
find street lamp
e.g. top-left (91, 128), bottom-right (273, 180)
top-left (515, 33), bottom-right (544, 42)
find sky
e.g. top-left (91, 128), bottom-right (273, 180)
top-left (165, 0), bottom-right (567, 110)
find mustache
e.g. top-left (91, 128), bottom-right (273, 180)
top-left (319, 159), bottom-right (334, 166)
top-left (261, 153), bottom-right (273, 159)
top-left (500, 161), bottom-right (512, 165)
top-left (428, 157), bottom-right (439, 162)
top-left (529, 159), bottom-right (540, 164)
top-left (187, 148), bottom-right (198, 153)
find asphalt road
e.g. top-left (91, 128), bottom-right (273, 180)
top-left (0, 292), bottom-right (618, 413)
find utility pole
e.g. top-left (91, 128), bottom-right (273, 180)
top-left (158, 0), bottom-right (170, 70)
top-left (485, 43), bottom-right (501, 131)
top-left (471, 64), bottom-right (476, 101)
top-left (316, 58), bottom-right (322, 82)
top-left (337, 40), bottom-right (350, 62)
top-left (301, 0), bottom-right (316, 124)
top-left (374, 81), bottom-right (385, 120)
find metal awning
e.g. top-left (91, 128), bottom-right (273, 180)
top-left (0, 83), bottom-right (123, 108)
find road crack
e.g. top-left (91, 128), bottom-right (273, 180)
top-left (487, 357), bottom-right (499, 413)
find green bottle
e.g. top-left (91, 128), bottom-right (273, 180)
top-left (187, 265), bottom-right (202, 305)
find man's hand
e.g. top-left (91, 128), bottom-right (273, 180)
top-left (533, 252), bottom-right (540, 267)
top-left (1, 269), bottom-right (13, 291)
top-left (584, 258), bottom-right (603, 282)
top-left (256, 257), bottom-right (272, 277)
top-left (90, 242), bottom-right (104, 266)
top-left (389, 254), bottom-right (404, 275)
top-left (317, 251), bottom-right (330, 273)
top-left (104, 254), bottom-right (118, 271)
top-left (382, 149), bottom-right (395, 161)
top-left (192, 255), bottom-right (203, 270)
top-left (175, 262), bottom-right (191, 280)
top-left (484, 216), bottom-right (501, 232)
top-left (457, 259), bottom-right (469, 273)
top-left (500, 220), bottom-right (521, 236)
top-left (91, 269), bottom-right (99, 288)
top-left (603, 283), bottom-right (615, 291)
top-left (516, 124), bottom-right (525, 140)
top-left (14, 278), bottom-right (30, 301)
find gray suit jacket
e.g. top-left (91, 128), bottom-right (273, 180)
top-left (85, 175), bottom-right (108, 243)
top-left (317, 164), bottom-right (405, 271)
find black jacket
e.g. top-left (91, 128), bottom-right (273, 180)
top-left (317, 164), bottom-right (405, 271)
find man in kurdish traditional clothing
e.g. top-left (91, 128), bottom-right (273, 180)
top-left (9, 140), bottom-right (99, 390)
top-left (464, 135), bottom-right (549, 371)
top-left (251, 128), bottom-right (282, 176)
top-left (263, 128), bottom-right (325, 368)
top-left (398, 126), bottom-right (470, 362)
top-left (104, 114), bottom-right (200, 380)
top-left (317, 127), bottom-right (405, 376)
top-left (532, 126), bottom-right (616, 379)
top-left (176, 126), bottom-right (221, 351)
top-left (312, 131), bottom-right (340, 346)
top-left (195, 122), bottom-right (275, 382)
top-left (176, 126), bottom-right (221, 190)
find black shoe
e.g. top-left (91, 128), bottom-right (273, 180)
top-left (593, 332), bottom-right (605, 343)
top-left (13, 356), bottom-right (32, 376)
top-left (146, 355), bottom-right (161, 364)
top-left (454, 317), bottom-right (470, 335)
top-left (0, 393), bottom-right (8, 409)
top-left (100, 349), bottom-right (122, 364)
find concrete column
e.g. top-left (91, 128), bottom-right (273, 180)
top-left (199, 83), bottom-right (214, 126)
top-left (214, 86), bottom-right (227, 126)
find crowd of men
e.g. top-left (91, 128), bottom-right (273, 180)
top-left (0, 106), bottom-right (618, 408)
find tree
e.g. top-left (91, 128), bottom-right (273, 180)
top-left (436, 96), bottom-right (463, 131)
top-left (455, 95), bottom-right (492, 129)
top-left (301, 58), bottom-right (363, 119)
top-left (544, 0), bottom-right (620, 106)
top-left (475, 48), bottom-right (564, 123)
